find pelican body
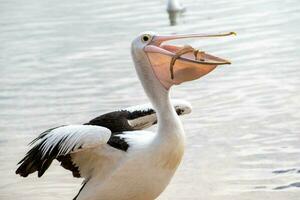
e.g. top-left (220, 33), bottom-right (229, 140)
top-left (16, 32), bottom-right (233, 200)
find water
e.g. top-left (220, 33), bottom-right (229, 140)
top-left (0, 0), bottom-right (300, 199)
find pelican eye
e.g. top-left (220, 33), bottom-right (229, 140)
top-left (141, 34), bottom-right (151, 43)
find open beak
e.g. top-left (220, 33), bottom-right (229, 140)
top-left (144, 32), bottom-right (235, 89)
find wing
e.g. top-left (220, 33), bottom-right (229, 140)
top-left (86, 99), bottom-right (192, 132)
top-left (16, 100), bottom-right (191, 178)
top-left (16, 125), bottom-right (111, 178)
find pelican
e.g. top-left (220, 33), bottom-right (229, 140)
top-left (166, 0), bottom-right (186, 26)
top-left (16, 31), bottom-right (234, 200)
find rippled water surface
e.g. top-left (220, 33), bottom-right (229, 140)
top-left (1, 0), bottom-right (300, 199)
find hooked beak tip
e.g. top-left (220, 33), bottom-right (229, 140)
top-left (230, 32), bottom-right (237, 36)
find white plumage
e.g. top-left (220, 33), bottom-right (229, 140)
top-left (167, 0), bottom-right (185, 12)
top-left (16, 31), bottom-right (230, 199)
top-left (39, 125), bottom-right (111, 157)
top-left (125, 99), bottom-right (191, 113)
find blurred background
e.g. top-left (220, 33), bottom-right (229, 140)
top-left (0, 0), bottom-right (300, 199)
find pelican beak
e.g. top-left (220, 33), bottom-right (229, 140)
top-left (144, 32), bottom-right (235, 89)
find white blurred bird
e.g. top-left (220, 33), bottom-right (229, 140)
top-left (167, 0), bottom-right (186, 13)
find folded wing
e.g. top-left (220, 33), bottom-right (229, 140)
top-left (87, 99), bottom-right (192, 131)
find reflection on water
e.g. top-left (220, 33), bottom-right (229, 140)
top-left (274, 182), bottom-right (300, 190)
top-left (272, 168), bottom-right (298, 174)
top-left (1, 0), bottom-right (300, 199)
top-left (167, 10), bottom-right (184, 26)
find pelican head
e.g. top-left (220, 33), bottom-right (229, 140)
top-left (131, 31), bottom-right (235, 90)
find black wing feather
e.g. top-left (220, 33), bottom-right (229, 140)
top-left (16, 127), bottom-right (81, 178)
